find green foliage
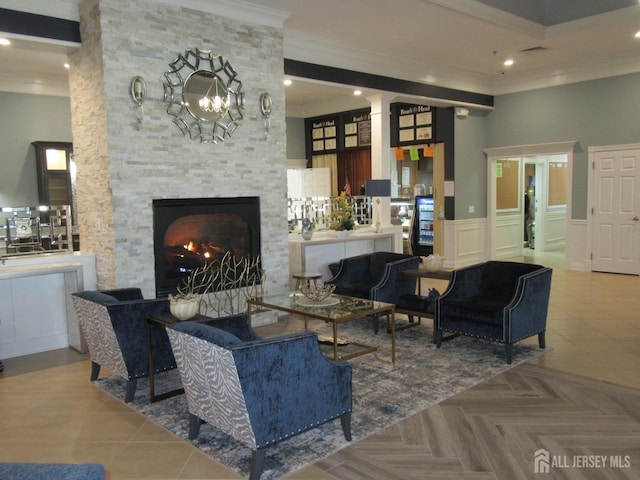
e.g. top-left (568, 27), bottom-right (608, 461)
top-left (330, 192), bottom-right (355, 231)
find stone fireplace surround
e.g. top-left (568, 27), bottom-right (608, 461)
top-left (68, 0), bottom-right (289, 299)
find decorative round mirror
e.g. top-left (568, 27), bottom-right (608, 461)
top-left (163, 48), bottom-right (245, 143)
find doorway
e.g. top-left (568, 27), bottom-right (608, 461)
top-left (485, 142), bottom-right (574, 261)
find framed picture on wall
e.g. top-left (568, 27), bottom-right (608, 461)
top-left (344, 122), bottom-right (357, 135)
top-left (416, 126), bottom-right (432, 140)
top-left (399, 114), bottom-right (415, 128)
top-left (324, 126), bottom-right (336, 138)
top-left (358, 120), bottom-right (371, 146)
top-left (415, 111), bottom-right (432, 126)
top-left (399, 129), bottom-right (415, 142)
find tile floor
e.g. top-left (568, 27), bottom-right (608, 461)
top-left (0, 250), bottom-right (638, 479)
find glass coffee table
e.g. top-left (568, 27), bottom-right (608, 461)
top-left (247, 293), bottom-right (397, 364)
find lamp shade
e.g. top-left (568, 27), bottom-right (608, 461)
top-left (365, 179), bottom-right (391, 197)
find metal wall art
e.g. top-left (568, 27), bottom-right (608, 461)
top-left (163, 48), bottom-right (245, 143)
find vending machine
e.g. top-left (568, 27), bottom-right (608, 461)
top-left (410, 195), bottom-right (434, 256)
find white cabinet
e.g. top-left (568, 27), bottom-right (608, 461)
top-left (288, 232), bottom-right (398, 290)
top-left (0, 254), bottom-right (96, 358)
top-left (287, 167), bottom-right (331, 198)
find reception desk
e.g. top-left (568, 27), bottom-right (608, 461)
top-left (288, 227), bottom-right (402, 290)
top-left (0, 253), bottom-right (97, 359)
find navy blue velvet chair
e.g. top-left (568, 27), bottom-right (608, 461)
top-left (71, 288), bottom-right (174, 402)
top-left (327, 252), bottom-right (420, 333)
top-left (167, 316), bottom-right (352, 480)
top-left (435, 261), bottom-right (552, 363)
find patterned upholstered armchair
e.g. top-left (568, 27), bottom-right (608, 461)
top-left (71, 288), bottom-right (174, 402)
top-left (435, 261), bottom-right (552, 363)
top-left (328, 252), bottom-right (420, 333)
top-left (167, 316), bottom-right (352, 480)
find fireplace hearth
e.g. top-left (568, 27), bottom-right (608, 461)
top-left (153, 197), bottom-right (261, 297)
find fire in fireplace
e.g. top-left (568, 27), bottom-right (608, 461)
top-left (153, 197), bottom-right (261, 297)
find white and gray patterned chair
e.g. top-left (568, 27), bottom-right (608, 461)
top-left (167, 316), bottom-right (353, 480)
top-left (71, 288), bottom-right (174, 402)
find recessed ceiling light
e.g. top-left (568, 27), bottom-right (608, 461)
top-left (64, 63), bottom-right (70, 69)
top-left (504, 59), bottom-right (514, 66)
top-left (0, 38), bottom-right (11, 46)
top-left (283, 79), bottom-right (292, 86)
top-left (635, 31), bottom-right (640, 38)
top-left (354, 89), bottom-right (362, 96)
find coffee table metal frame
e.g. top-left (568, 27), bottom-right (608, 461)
top-left (247, 293), bottom-right (397, 364)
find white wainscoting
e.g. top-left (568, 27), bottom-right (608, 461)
top-left (494, 214), bottom-right (522, 259)
top-left (441, 218), bottom-right (487, 269)
top-left (566, 219), bottom-right (590, 271)
top-left (542, 210), bottom-right (567, 251)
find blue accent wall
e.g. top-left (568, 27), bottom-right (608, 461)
top-left (485, 72), bottom-right (640, 219)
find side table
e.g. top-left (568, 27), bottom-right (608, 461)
top-left (146, 312), bottom-right (211, 403)
top-left (292, 272), bottom-right (322, 291)
top-left (398, 269), bottom-right (455, 343)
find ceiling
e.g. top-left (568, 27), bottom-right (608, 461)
top-left (1, 0), bottom-right (640, 118)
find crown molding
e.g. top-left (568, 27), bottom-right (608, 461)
top-left (492, 53), bottom-right (640, 95)
top-left (163, 0), bottom-right (289, 27)
top-left (283, 30), bottom-right (495, 97)
top-left (0, 0), bottom-right (290, 28)
top-left (484, 141), bottom-right (576, 158)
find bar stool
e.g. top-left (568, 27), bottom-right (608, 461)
top-left (292, 272), bottom-right (322, 291)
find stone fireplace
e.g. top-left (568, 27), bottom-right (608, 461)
top-left (153, 197), bottom-right (261, 297)
top-left (68, 0), bottom-right (289, 298)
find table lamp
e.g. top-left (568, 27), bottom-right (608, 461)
top-left (365, 179), bottom-right (391, 233)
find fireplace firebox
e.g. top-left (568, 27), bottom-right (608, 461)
top-left (153, 197), bottom-right (261, 297)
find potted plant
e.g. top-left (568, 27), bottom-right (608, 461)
top-left (168, 265), bottom-right (214, 320)
top-left (330, 191), bottom-right (355, 234)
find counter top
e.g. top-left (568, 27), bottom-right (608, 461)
top-left (288, 229), bottom-right (395, 245)
top-left (0, 252), bottom-right (97, 290)
top-left (0, 261), bottom-right (85, 280)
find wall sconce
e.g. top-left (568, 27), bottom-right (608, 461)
top-left (260, 92), bottom-right (272, 139)
top-left (455, 107), bottom-right (470, 118)
top-left (130, 76), bottom-right (146, 126)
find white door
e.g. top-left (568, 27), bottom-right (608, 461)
top-left (592, 148), bottom-right (640, 274)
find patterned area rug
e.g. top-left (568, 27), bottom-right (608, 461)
top-left (95, 319), bottom-right (547, 479)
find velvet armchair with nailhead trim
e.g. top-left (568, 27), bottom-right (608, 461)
top-left (435, 261), bottom-right (552, 364)
top-left (167, 316), bottom-right (352, 480)
top-left (71, 288), bottom-right (174, 402)
top-left (327, 252), bottom-right (420, 334)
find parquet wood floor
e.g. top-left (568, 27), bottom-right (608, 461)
top-left (298, 364), bottom-right (640, 480)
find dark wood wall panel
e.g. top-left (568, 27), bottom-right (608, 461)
top-left (337, 150), bottom-right (371, 195)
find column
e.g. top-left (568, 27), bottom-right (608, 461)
top-left (367, 93), bottom-right (395, 226)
